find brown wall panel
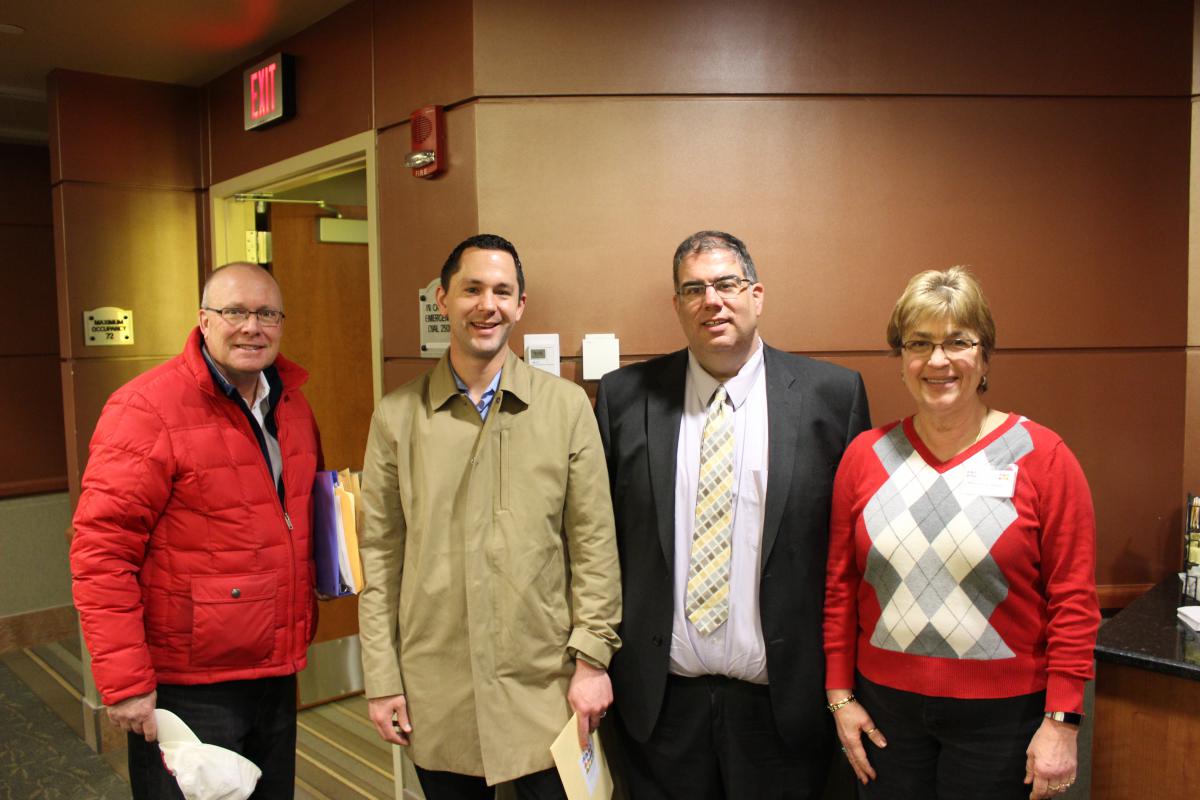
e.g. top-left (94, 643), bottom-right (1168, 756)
top-left (61, 356), bottom-right (172, 501)
top-left (46, 70), bottom-right (202, 189)
top-left (475, 0), bottom-right (1189, 97)
top-left (473, 96), bottom-right (1188, 356)
top-left (0, 143), bottom-right (62, 495)
top-left (0, 144), bottom-right (51, 226)
top-left (373, 0), bottom-right (475, 130)
top-left (378, 106), bottom-right (479, 359)
top-left (1186, 349), bottom-right (1200, 496)
top-left (54, 183), bottom-right (199, 359)
top-left (205, 0), bottom-right (372, 186)
top-left (0, 356), bottom-right (66, 495)
top-left (824, 349), bottom-right (1184, 589)
top-left (0, 225), bottom-right (57, 357)
top-left (382, 358), bottom-right (439, 395)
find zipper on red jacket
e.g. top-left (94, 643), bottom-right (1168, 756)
top-left (276, 392), bottom-right (299, 672)
top-left (228, 384), bottom-right (300, 667)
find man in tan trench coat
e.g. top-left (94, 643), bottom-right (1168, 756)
top-left (357, 233), bottom-right (622, 799)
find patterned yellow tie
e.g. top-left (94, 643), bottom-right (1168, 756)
top-left (686, 385), bottom-right (734, 635)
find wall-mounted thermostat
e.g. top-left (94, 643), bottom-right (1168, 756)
top-left (524, 333), bottom-right (561, 376)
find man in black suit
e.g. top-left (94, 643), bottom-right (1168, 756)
top-left (595, 231), bottom-right (870, 798)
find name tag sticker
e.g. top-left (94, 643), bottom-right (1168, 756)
top-left (964, 464), bottom-right (1018, 498)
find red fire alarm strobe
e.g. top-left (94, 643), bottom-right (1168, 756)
top-left (405, 105), bottom-right (446, 179)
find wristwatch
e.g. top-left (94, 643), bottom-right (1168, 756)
top-left (1044, 711), bottom-right (1083, 725)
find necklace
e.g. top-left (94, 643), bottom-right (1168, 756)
top-left (916, 407), bottom-right (990, 459)
top-left (972, 408), bottom-right (990, 444)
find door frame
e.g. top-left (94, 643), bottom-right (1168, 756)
top-left (208, 130), bottom-right (382, 401)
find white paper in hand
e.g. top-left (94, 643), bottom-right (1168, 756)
top-left (154, 709), bottom-right (262, 800)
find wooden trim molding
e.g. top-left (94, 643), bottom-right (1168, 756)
top-left (0, 604), bottom-right (77, 655)
top-left (0, 477), bottom-right (69, 498)
top-left (1097, 583), bottom-right (1155, 611)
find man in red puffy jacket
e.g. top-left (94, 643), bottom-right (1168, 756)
top-left (70, 262), bottom-right (321, 799)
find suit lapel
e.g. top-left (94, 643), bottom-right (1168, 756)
top-left (761, 346), bottom-right (801, 568)
top-left (647, 351), bottom-right (687, 566)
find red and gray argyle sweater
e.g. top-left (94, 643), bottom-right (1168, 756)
top-left (824, 413), bottom-right (1099, 713)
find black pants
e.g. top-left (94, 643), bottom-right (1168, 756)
top-left (127, 675), bottom-right (297, 800)
top-left (614, 674), bottom-right (831, 800)
top-left (414, 765), bottom-right (567, 800)
top-left (856, 674), bottom-right (1045, 800)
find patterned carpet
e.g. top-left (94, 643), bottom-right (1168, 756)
top-left (0, 657), bottom-right (128, 799)
top-left (0, 642), bottom-right (414, 800)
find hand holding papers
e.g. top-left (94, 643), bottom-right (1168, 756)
top-left (550, 712), bottom-right (613, 800)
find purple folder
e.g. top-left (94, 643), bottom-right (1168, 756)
top-left (312, 470), bottom-right (351, 597)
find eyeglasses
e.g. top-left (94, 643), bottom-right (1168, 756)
top-left (202, 307), bottom-right (285, 327)
top-left (676, 276), bottom-right (753, 301)
top-left (902, 338), bottom-right (979, 357)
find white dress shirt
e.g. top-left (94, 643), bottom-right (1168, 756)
top-left (248, 371), bottom-right (283, 489)
top-left (670, 340), bottom-right (770, 683)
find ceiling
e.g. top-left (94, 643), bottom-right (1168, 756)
top-left (0, 0), bottom-right (353, 144)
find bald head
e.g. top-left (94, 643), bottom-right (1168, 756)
top-left (201, 262), bottom-right (282, 310)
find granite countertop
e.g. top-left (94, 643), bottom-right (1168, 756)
top-left (1095, 577), bottom-right (1200, 680)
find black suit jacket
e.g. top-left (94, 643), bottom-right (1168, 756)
top-left (594, 345), bottom-right (870, 751)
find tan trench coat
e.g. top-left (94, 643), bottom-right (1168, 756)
top-left (357, 351), bottom-right (621, 784)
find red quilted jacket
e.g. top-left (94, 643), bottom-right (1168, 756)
top-left (70, 328), bottom-right (321, 705)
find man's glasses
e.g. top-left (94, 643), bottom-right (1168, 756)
top-left (901, 338), bottom-right (979, 357)
top-left (676, 276), bottom-right (753, 302)
top-left (202, 307), bottom-right (285, 327)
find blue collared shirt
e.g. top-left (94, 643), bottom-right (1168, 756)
top-left (451, 366), bottom-right (503, 420)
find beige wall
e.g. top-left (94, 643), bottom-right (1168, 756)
top-left (0, 493), bottom-right (72, 617)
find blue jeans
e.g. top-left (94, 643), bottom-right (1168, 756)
top-left (127, 675), bottom-right (297, 800)
top-left (855, 673), bottom-right (1044, 800)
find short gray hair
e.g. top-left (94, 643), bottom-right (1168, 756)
top-left (671, 231), bottom-right (758, 287)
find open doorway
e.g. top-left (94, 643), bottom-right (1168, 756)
top-left (209, 133), bottom-right (380, 709)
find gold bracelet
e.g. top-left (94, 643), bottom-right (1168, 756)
top-left (827, 694), bottom-right (856, 713)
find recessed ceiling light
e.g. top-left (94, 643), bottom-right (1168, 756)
top-left (0, 24), bottom-right (26, 35)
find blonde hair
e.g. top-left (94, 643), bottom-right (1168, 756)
top-left (886, 266), bottom-right (995, 359)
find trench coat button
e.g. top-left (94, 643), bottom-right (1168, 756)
top-left (231, 588), bottom-right (241, 598)
top-left (651, 634), bottom-right (664, 646)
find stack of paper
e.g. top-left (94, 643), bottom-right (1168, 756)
top-left (1178, 606), bottom-right (1200, 633)
top-left (313, 470), bottom-right (364, 597)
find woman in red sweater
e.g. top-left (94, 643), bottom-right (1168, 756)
top-left (823, 267), bottom-right (1099, 799)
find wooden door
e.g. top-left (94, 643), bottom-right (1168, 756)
top-left (270, 202), bottom-right (372, 646)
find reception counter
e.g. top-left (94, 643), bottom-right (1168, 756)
top-left (1092, 578), bottom-right (1200, 798)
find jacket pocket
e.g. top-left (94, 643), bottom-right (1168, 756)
top-left (189, 572), bottom-right (277, 667)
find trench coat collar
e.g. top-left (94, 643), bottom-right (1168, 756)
top-left (427, 349), bottom-right (531, 412)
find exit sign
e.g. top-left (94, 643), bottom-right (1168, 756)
top-left (243, 53), bottom-right (294, 131)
